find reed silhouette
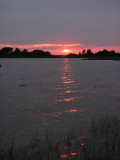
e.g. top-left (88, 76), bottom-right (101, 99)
top-left (0, 116), bottom-right (120, 160)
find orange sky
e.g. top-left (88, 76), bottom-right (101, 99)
top-left (0, 43), bottom-right (120, 55)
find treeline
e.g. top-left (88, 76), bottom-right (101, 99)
top-left (0, 47), bottom-right (54, 58)
top-left (66, 49), bottom-right (120, 58)
top-left (0, 47), bottom-right (120, 58)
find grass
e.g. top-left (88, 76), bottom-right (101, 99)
top-left (0, 116), bottom-right (120, 160)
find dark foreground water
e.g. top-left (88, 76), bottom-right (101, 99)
top-left (0, 58), bottom-right (120, 144)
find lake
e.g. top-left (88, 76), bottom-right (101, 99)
top-left (0, 58), bottom-right (120, 144)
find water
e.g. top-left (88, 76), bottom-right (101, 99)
top-left (0, 58), bottom-right (120, 144)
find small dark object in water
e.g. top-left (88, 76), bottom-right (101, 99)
top-left (0, 64), bottom-right (1, 67)
top-left (19, 84), bottom-right (27, 87)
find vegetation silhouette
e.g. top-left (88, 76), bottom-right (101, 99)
top-left (0, 47), bottom-right (55, 58)
top-left (66, 49), bottom-right (120, 60)
top-left (0, 47), bottom-right (120, 59)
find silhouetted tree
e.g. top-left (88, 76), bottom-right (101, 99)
top-left (82, 49), bottom-right (86, 55)
top-left (86, 49), bottom-right (93, 56)
top-left (96, 49), bottom-right (110, 56)
top-left (110, 50), bottom-right (115, 56)
top-left (31, 50), bottom-right (51, 57)
top-left (102, 49), bottom-right (109, 56)
top-left (44, 51), bottom-right (51, 56)
top-left (0, 47), bottom-right (13, 56)
top-left (14, 48), bottom-right (21, 53)
top-left (12, 48), bottom-right (21, 57)
top-left (22, 49), bottom-right (28, 53)
top-left (79, 52), bottom-right (82, 56)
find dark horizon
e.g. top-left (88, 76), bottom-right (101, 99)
top-left (0, 46), bottom-right (120, 59)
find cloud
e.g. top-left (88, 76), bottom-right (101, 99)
top-left (0, 43), bottom-right (81, 51)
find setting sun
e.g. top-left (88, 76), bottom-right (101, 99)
top-left (63, 49), bottom-right (70, 53)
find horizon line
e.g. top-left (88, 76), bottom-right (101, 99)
top-left (0, 43), bottom-right (120, 55)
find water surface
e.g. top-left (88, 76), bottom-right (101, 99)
top-left (0, 58), bottom-right (120, 144)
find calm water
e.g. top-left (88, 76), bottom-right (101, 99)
top-left (0, 58), bottom-right (120, 144)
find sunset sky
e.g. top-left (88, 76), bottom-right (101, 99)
top-left (0, 0), bottom-right (120, 55)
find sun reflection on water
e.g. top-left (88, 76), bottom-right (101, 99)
top-left (60, 136), bottom-right (87, 159)
top-left (63, 80), bottom-right (75, 84)
top-left (27, 108), bottom-right (86, 121)
top-left (28, 59), bottom-right (87, 122)
top-left (54, 58), bottom-right (80, 104)
top-left (55, 97), bottom-right (81, 102)
top-left (64, 90), bottom-right (77, 93)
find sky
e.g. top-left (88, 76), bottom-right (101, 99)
top-left (0, 0), bottom-right (120, 55)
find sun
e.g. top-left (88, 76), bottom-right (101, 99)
top-left (63, 49), bottom-right (70, 53)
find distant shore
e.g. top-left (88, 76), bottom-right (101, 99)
top-left (0, 55), bottom-right (120, 60)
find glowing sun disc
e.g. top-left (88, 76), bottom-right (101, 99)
top-left (63, 49), bottom-right (70, 53)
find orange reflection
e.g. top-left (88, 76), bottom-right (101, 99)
top-left (65, 90), bottom-right (77, 93)
top-left (55, 96), bottom-right (81, 102)
top-left (65, 109), bottom-right (77, 113)
top-left (60, 154), bottom-right (68, 158)
top-left (78, 136), bottom-right (85, 140)
top-left (64, 87), bottom-right (70, 89)
top-left (54, 87), bottom-right (62, 90)
top-left (60, 136), bottom-right (87, 159)
top-left (63, 80), bottom-right (74, 84)
top-left (70, 152), bottom-right (77, 156)
top-left (81, 143), bottom-right (86, 146)
top-left (54, 58), bottom-right (81, 107)
top-left (27, 109), bottom-right (86, 122)
top-left (64, 98), bottom-right (75, 101)
top-left (57, 112), bottom-right (63, 115)
top-left (60, 152), bottom-right (79, 158)
top-left (62, 76), bottom-right (67, 79)
top-left (64, 146), bottom-right (67, 150)
top-left (65, 109), bottom-right (85, 113)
